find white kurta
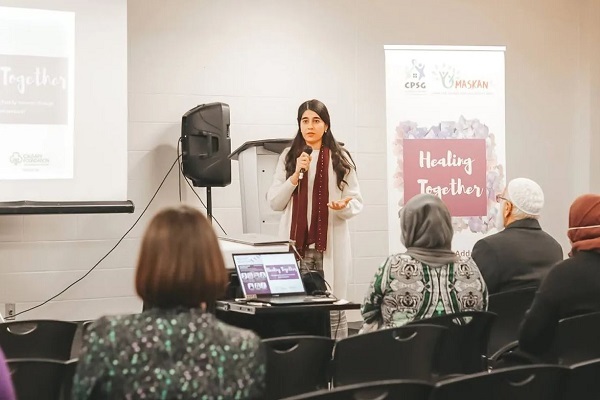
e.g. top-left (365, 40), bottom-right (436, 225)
top-left (267, 147), bottom-right (363, 299)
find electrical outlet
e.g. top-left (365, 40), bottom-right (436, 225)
top-left (5, 303), bottom-right (15, 320)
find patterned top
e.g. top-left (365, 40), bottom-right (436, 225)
top-left (72, 308), bottom-right (265, 400)
top-left (361, 254), bottom-right (488, 330)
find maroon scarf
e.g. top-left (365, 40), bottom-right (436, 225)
top-left (290, 146), bottom-right (330, 257)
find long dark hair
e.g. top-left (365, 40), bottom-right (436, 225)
top-left (284, 99), bottom-right (355, 190)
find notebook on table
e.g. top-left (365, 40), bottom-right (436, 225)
top-left (232, 252), bottom-right (337, 305)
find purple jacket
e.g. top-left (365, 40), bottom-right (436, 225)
top-left (0, 349), bottom-right (15, 400)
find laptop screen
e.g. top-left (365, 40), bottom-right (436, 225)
top-left (232, 252), bottom-right (306, 297)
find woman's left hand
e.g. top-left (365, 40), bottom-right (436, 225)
top-left (328, 197), bottom-right (352, 210)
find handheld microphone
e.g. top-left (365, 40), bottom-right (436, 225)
top-left (298, 146), bottom-right (313, 180)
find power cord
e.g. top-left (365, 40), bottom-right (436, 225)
top-left (11, 155), bottom-right (182, 319)
top-left (177, 138), bottom-right (183, 202)
top-left (11, 136), bottom-right (234, 318)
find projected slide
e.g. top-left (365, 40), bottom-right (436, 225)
top-left (0, 6), bottom-right (74, 179)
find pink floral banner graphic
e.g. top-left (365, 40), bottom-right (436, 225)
top-left (393, 116), bottom-right (504, 234)
top-left (403, 139), bottom-right (486, 216)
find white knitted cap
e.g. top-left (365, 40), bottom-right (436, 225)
top-left (506, 178), bottom-right (545, 216)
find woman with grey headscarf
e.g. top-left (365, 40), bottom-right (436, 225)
top-left (360, 194), bottom-right (488, 332)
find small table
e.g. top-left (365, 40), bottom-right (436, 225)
top-left (215, 300), bottom-right (360, 338)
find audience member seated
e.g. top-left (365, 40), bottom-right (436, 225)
top-left (0, 348), bottom-right (15, 400)
top-left (71, 206), bottom-right (265, 400)
top-left (360, 194), bottom-right (488, 332)
top-left (472, 178), bottom-right (563, 294)
top-left (519, 194), bottom-right (600, 358)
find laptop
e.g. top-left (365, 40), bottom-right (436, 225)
top-left (232, 251), bottom-right (337, 305)
top-left (219, 233), bottom-right (290, 246)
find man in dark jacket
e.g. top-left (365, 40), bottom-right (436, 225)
top-left (472, 178), bottom-right (563, 294)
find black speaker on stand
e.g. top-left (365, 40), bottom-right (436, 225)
top-left (181, 102), bottom-right (231, 223)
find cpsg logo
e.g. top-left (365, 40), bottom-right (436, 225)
top-left (403, 59), bottom-right (427, 91)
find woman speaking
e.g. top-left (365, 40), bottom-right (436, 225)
top-left (268, 99), bottom-right (363, 338)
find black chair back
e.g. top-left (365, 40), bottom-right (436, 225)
top-left (81, 320), bottom-right (94, 333)
top-left (281, 379), bottom-right (433, 400)
top-left (262, 335), bottom-right (335, 400)
top-left (332, 324), bottom-right (446, 386)
top-left (432, 364), bottom-right (569, 400)
top-left (8, 358), bottom-right (78, 400)
top-left (553, 311), bottom-right (600, 365)
top-left (0, 320), bottom-right (77, 360)
top-left (62, 358), bottom-right (78, 400)
top-left (487, 287), bottom-right (537, 356)
top-left (564, 358), bottom-right (600, 399)
top-left (407, 311), bottom-right (497, 376)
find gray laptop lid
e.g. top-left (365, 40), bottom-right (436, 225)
top-left (232, 252), bottom-right (306, 298)
top-left (220, 233), bottom-right (290, 246)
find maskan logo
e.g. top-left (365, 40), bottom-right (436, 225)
top-left (403, 59), bottom-right (427, 90)
top-left (433, 64), bottom-right (490, 90)
top-left (9, 152), bottom-right (22, 165)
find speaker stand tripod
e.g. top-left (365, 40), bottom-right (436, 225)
top-left (206, 187), bottom-right (213, 224)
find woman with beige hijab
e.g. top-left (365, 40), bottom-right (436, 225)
top-left (360, 194), bottom-right (488, 332)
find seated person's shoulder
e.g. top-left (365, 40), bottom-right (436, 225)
top-left (457, 255), bottom-right (477, 265)
top-left (215, 320), bottom-right (261, 347)
top-left (82, 313), bottom-right (139, 342)
top-left (390, 253), bottom-right (422, 265)
top-left (455, 256), bottom-right (484, 275)
top-left (86, 314), bottom-right (127, 331)
top-left (474, 232), bottom-right (501, 249)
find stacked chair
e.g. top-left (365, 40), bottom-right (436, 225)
top-left (431, 364), bottom-right (569, 400)
top-left (406, 311), bottom-right (497, 376)
top-left (487, 287), bottom-right (537, 356)
top-left (282, 380), bottom-right (433, 400)
top-left (267, 308), bottom-right (600, 399)
top-left (4, 311), bottom-right (598, 400)
top-left (564, 358), bottom-right (600, 399)
top-left (551, 311), bottom-right (600, 365)
top-left (8, 358), bottom-right (78, 400)
top-left (331, 324), bottom-right (446, 385)
top-left (491, 310), bottom-right (600, 366)
top-left (262, 335), bottom-right (335, 400)
top-left (0, 319), bottom-right (79, 400)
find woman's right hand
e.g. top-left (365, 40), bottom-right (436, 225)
top-left (290, 151), bottom-right (311, 186)
top-left (295, 152), bottom-right (311, 173)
